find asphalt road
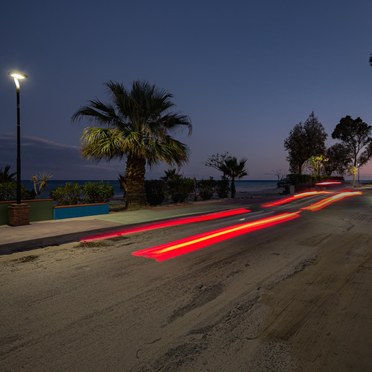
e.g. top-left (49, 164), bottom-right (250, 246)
top-left (1, 191), bottom-right (371, 371)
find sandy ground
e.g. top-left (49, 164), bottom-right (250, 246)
top-left (0, 190), bottom-right (371, 371)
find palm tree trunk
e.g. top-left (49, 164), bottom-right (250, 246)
top-left (124, 155), bottom-right (146, 209)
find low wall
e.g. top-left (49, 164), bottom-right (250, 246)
top-left (0, 199), bottom-right (54, 225)
top-left (0, 200), bottom-right (109, 224)
top-left (53, 203), bottom-right (109, 220)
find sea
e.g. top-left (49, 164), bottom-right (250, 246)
top-left (22, 179), bottom-right (279, 199)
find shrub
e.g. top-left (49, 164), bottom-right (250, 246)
top-left (285, 174), bottom-right (314, 185)
top-left (167, 177), bottom-right (195, 203)
top-left (161, 169), bottom-right (195, 204)
top-left (51, 182), bottom-right (81, 205)
top-left (216, 179), bottom-right (230, 198)
top-left (82, 182), bottom-right (114, 203)
top-left (0, 182), bottom-right (34, 201)
top-left (197, 179), bottom-right (216, 200)
top-left (145, 180), bottom-right (166, 205)
top-left (51, 182), bottom-right (114, 205)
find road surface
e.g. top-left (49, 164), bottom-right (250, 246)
top-left (1, 190), bottom-right (371, 371)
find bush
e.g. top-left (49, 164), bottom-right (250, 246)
top-left (51, 182), bottom-right (81, 205)
top-left (216, 179), bottom-right (230, 198)
top-left (285, 174), bottom-right (314, 185)
top-left (197, 179), bottom-right (216, 200)
top-left (82, 182), bottom-right (114, 203)
top-left (51, 182), bottom-right (114, 205)
top-left (167, 177), bottom-right (195, 203)
top-left (0, 182), bottom-right (34, 201)
top-left (145, 180), bottom-right (166, 205)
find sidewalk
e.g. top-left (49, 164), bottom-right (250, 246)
top-left (0, 199), bottom-right (252, 255)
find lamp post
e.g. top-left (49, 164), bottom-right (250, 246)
top-left (9, 71), bottom-right (27, 204)
top-left (8, 71), bottom-right (30, 226)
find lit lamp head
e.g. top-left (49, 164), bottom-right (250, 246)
top-left (9, 71), bottom-right (28, 90)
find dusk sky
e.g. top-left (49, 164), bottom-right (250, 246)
top-left (1, 0), bottom-right (372, 180)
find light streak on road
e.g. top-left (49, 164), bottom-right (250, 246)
top-left (132, 212), bottom-right (300, 261)
top-left (301, 191), bottom-right (362, 212)
top-left (81, 208), bottom-right (250, 242)
top-left (262, 191), bottom-right (332, 208)
top-left (315, 181), bottom-right (342, 186)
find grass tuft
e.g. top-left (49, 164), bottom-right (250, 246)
top-left (13, 255), bottom-right (39, 263)
top-left (75, 241), bottom-right (108, 248)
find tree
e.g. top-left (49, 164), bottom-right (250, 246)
top-left (205, 152), bottom-right (230, 179)
top-left (219, 157), bottom-right (248, 198)
top-left (284, 112), bottom-right (327, 175)
top-left (72, 81), bottom-right (192, 209)
top-left (332, 115), bottom-right (372, 185)
top-left (305, 155), bottom-right (326, 178)
top-left (323, 144), bottom-right (350, 177)
top-left (0, 165), bottom-right (16, 183)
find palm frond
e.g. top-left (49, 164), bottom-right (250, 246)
top-left (222, 156), bottom-right (248, 178)
top-left (81, 127), bottom-right (126, 160)
top-left (143, 135), bottom-right (189, 166)
top-left (72, 99), bottom-right (119, 127)
top-left (74, 80), bottom-right (192, 168)
top-left (155, 113), bottom-right (192, 134)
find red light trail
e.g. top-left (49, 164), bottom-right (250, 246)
top-left (81, 208), bottom-right (250, 242)
top-left (132, 212), bottom-right (300, 261)
top-left (81, 189), bottom-right (363, 262)
top-left (261, 191), bottom-right (332, 208)
top-left (315, 181), bottom-right (342, 186)
top-left (301, 191), bottom-right (362, 212)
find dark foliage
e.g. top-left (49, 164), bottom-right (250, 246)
top-left (0, 165), bottom-right (16, 183)
top-left (332, 115), bottom-right (372, 184)
top-left (324, 144), bottom-right (350, 176)
top-left (197, 179), bottom-right (216, 200)
top-left (145, 180), bottom-right (166, 205)
top-left (51, 182), bottom-right (114, 205)
top-left (215, 179), bottom-right (230, 198)
top-left (162, 169), bottom-right (195, 203)
top-left (82, 182), bottom-right (114, 203)
top-left (0, 182), bottom-right (33, 201)
top-left (284, 112), bottom-right (327, 175)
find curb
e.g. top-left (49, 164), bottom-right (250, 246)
top-left (0, 224), bottom-right (133, 255)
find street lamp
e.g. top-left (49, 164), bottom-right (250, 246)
top-left (9, 71), bottom-right (27, 204)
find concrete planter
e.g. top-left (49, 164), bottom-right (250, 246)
top-left (53, 203), bottom-right (109, 220)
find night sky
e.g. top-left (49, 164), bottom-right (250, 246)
top-left (1, 0), bottom-right (372, 180)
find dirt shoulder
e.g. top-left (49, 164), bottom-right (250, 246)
top-left (246, 211), bottom-right (372, 371)
top-left (0, 191), bottom-right (371, 371)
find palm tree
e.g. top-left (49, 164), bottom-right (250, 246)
top-left (0, 165), bottom-right (16, 183)
top-left (219, 157), bottom-right (248, 198)
top-left (72, 81), bottom-right (192, 209)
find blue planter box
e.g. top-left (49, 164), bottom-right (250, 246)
top-left (53, 203), bottom-right (109, 220)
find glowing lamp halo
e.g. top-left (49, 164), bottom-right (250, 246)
top-left (9, 71), bottom-right (28, 90)
top-left (9, 72), bottom-right (28, 80)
